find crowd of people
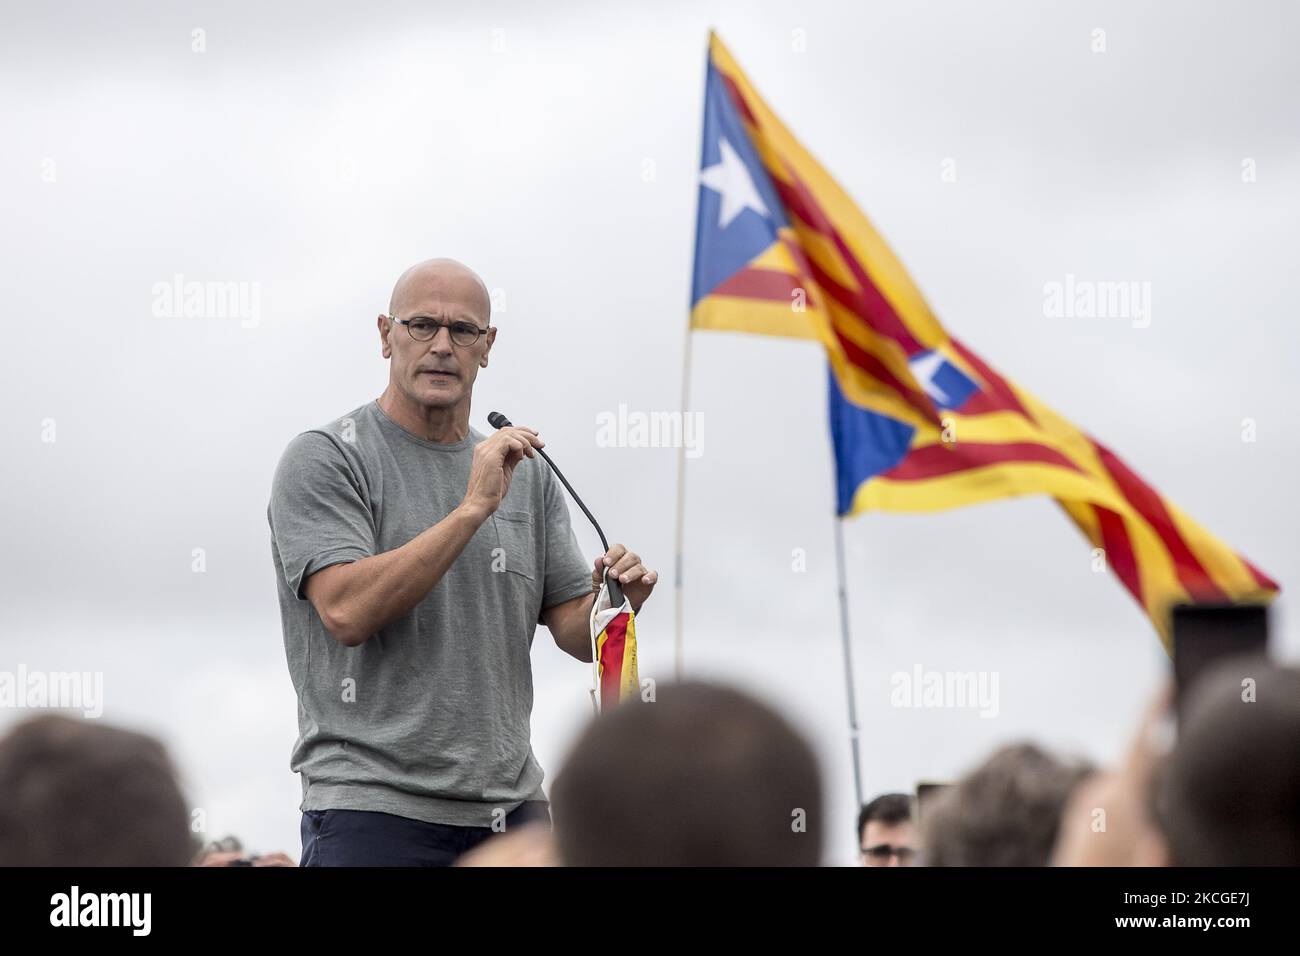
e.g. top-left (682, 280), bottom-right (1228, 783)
top-left (0, 653), bottom-right (1294, 867)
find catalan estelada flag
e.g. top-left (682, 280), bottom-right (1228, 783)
top-left (590, 570), bottom-right (638, 712)
top-left (690, 32), bottom-right (1277, 646)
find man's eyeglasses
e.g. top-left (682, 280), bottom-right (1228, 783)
top-left (387, 315), bottom-right (488, 347)
top-left (861, 844), bottom-right (917, 863)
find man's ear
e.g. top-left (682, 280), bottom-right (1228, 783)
top-left (378, 314), bottom-right (393, 359)
top-left (481, 326), bottom-right (496, 368)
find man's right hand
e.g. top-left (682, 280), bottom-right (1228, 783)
top-left (461, 426), bottom-right (544, 517)
top-left (305, 424), bottom-right (545, 647)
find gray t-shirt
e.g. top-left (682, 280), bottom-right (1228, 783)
top-left (267, 399), bottom-right (592, 827)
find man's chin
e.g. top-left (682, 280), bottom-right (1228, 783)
top-left (413, 382), bottom-right (464, 408)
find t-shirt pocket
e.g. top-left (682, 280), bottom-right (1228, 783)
top-left (491, 510), bottom-right (537, 582)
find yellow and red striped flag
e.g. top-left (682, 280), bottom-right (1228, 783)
top-left (590, 570), bottom-right (638, 712)
top-left (690, 32), bottom-right (1277, 646)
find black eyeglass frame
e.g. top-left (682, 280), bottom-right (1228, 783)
top-left (385, 314), bottom-right (490, 347)
top-left (860, 844), bottom-right (917, 860)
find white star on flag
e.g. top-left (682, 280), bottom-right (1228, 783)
top-left (908, 351), bottom-right (952, 406)
top-left (700, 137), bottom-right (769, 228)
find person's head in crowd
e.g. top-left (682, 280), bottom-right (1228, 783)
top-left (0, 714), bottom-right (196, 866)
top-left (923, 742), bottom-right (1093, 866)
top-left (1156, 657), bottom-right (1300, 866)
top-left (1052, 682), bottom-right (1171, 867)
top-left (857, 793), bottom-right (917, 867)
top-left (551, 681), bottom-right (823, 866)
top-left (195, 834), bottom-right (298, 867)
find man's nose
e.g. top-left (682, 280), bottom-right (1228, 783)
top-left (427, 325), bottom-right (454, 353)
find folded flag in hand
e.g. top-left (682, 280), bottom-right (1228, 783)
top-left (590, 571), bottom-right (638, 712)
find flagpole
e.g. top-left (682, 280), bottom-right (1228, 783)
top-left (672, 326), bottom-right (695, 681)
top-left (833, 514), bottom-right (865, 818)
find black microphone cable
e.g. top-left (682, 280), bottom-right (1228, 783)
top-left (487, 411), bottom-right (624, 605)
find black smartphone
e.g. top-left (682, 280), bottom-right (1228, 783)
top-left (1171, 603), bottom-right (1269, 713)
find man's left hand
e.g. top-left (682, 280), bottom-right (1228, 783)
top-left (593, 544), bottom-right (657, 614)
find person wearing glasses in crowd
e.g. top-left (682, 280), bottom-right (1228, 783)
top-left (858, 793), bottom-right (918, 866)
top-left (268, 258), bottom-right (657, 867)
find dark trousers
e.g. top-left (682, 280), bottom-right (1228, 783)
top-left (299, 802), bottom-right (551, 867)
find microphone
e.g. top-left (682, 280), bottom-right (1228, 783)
top-left (488, 411), bottom-right (624, 606)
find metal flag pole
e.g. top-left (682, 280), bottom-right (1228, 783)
top-left (675, 31), bottom-right (714, 683)
top-left (671, 327), bottom-right (696, 681)
top-left (833, 513), bottom-right (865, 817)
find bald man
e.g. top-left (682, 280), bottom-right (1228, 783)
top-left (268, 259), bottom-right (657, 867)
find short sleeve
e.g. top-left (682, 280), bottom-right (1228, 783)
top-left (540, 467), bottom-right (595, 612)
top-left (268, 431), bottom-right (376, 600)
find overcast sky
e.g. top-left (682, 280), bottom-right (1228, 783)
top-left (2, 0), bottom-right (1296, 865)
